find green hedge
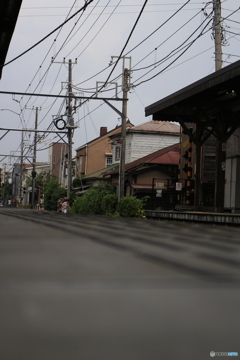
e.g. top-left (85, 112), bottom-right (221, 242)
top-left (117, 196), bottom-right (144, 218)
top-left (70, 183), bottom-right (147, 218)
top-left (70, 182), bottom-right (117, 215)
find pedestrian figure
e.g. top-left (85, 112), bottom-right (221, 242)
top-left (61, 200), bottom-right (69, 213)
top-left (8, 199), bottom-right (11, 207)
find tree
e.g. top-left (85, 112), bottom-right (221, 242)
top-left (43, 174), bottom-right (66, 211)
top-left (2, 175), bottom-right (12, 205)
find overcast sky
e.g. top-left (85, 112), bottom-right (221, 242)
top-left (0, 0), bottom-right (239, 167)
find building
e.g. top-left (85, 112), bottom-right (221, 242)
top-left (75, 124), bottom-right (134, 177)
top-left (49, 142), bottom-right (68, 180)
top-left (21, 163), bottom-right (50, 206)
top-left (104, 143), bottom-right (180, 210)
top-left (110, 120), bottom-right (180, 165)
top-left (145, 60), bottom-right (240, 212)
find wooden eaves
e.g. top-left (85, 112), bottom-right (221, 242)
top-left (145, 60), bottom-right (240, 211)
top-left (0, 0), bottom-right (23, 79)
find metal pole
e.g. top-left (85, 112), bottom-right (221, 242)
top-left (19, 131), bottom-right (24, 205)
top-left (67, 59), bottom-right (73, 199)
top-left (31, 107), bottom-right (38, 209)
top-left (213, 0), bottom-right (222, 71)
top-left (213, 0), bottom-right (225, 211)
top-left (119, 68), bottom-right (129, 199)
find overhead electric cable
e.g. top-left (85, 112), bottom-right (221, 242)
top-left (132, 17), bottom-right (214, 87)
top-left (124, 0), bottom-right (190, 57)
top-left (132, 6), bottom-right (239, 87)
top-left (68, 0), bottom-right (122, 59)
top-left (61, 0), bottom-right (102, 57)
top-left (17, 0), bottom-right (81, 119)
top-left (73, 0), bottom-right (149, 113)
top-left (132, 8), bottom-right (204, 70)
top-left (3, 0), bottom-right (95, 67)
top-left (74, 0), bottom-right (190, 88)
top-left (132, 9), bottom-right (213, 73)
top-left (96, 0), bottom-right (149, 91)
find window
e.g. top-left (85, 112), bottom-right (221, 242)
top-left (78, 156), bottom-right (83, 172)
top-left (115, 146), bottom-right (120, 161)
top-left (105, 155), bottom-right (112, 167)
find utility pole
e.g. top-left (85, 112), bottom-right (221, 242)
top-left (19, 131), bottom-right (24, 205)
top-left (119, 68), bottom-right (129, 199)
top-left (67, 59), bottom-right (75, 200)
top-left (213, 0), bottom-right (222, 71)
top-left (52, 58), bottom-right (77, 199)
top-left (31, 107), bottom-right (38, 209)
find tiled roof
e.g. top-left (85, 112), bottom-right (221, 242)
top-left (109, 120), bottom-right (180, 139)
top-left (129, 120), bottom-right (180, 133)
top-left (75, 122), bottom-right (134, 151)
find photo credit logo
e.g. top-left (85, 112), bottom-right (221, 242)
top-left (210, 351), bottom-right (238, 357)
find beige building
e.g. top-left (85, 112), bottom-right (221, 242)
top-left (110, 120), bottom-right (180, 165)
top-left (75, 124), bottom-right (134, 177)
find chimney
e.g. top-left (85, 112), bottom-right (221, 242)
top-left (100, 127), bottom-right (107, 136)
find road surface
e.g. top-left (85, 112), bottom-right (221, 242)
top-left (0, 208), bottom-right (240, 360)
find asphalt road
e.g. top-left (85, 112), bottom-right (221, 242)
top-left (0, 208), bottom-right (240, 360)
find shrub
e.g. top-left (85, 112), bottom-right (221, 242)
top-left (101, 194), bottom-right (118, 215)
top-left (70, 182), bottom-right (116, 215)
top-left (70, 188), bottom-right (99, 214)
top-left (43, 176), bottom-right (66, 211)
top-left (117, 196), bottom-right (145, 218)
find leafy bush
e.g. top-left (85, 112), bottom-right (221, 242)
top-left (101, 194), bottom-right (118, 215)
top-left (70, 182), bottom-right (116, 215)
top-left (70, 183), bottom-right (148, 218)
top-left (43, 175), bottom-right (66, 211)
top-left (70, 188), bottom-right (101, 214)
top-left (117, 196), bottom-right (145, 218)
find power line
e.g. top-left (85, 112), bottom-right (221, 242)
top-left (74, 0), bottom-right (192, 88)
top-left (131, 8), bottom-right (204, 72)
top-left (132, 17), bottom-right (213, 88)
top-left (14, 1), bottom-right (82, 134)
top-left (68, 0), bottom-right (122, 59)
top-left (132, 6), bottom-right (240, 87)
top-left (3, 0), bottom-right (95, 68)
top-left (133, 9), bottom-right (213, 73)
top-left (55, 0), bottom-right (101, 58)
top-left (74, 0), bottom-right (149, 111)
